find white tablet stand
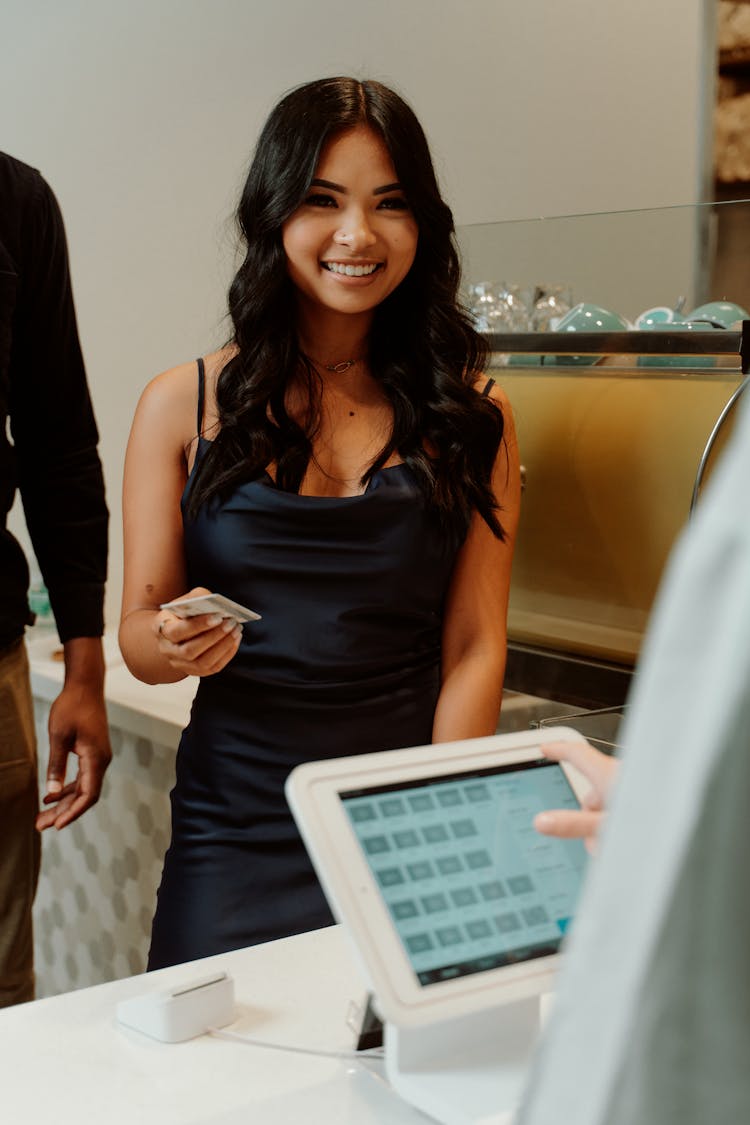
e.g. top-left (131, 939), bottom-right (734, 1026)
top-left (384, 994), bottom-right (541, 1125)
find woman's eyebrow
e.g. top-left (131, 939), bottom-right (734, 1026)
top-left (309, 178), bottom-right (403, 196)
top-left (310, 178), bottom-right (345, 192)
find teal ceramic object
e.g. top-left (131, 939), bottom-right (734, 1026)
top-left (635, 306), bottom-right (682, 329)
top-left (551, 302), bottom-right (630, 366)
top-left (556, 302), bottom-right (630, 333)
top-left (686, 301), bottom-right (749, 328)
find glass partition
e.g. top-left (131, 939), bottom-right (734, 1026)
top-left (457, 200), bottom-right (750, 329)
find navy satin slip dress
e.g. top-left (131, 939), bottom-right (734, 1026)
top-left (147, 358), bottom-right (467, 969)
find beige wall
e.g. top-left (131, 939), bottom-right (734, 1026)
top-left (0, 0), bottom-right (714, 625)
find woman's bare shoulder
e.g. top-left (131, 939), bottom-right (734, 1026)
top-left (135, 348), bottom-right (231, 426)
top-left (470, 375), bottom-right (518, 464)
top-left (130, 358), bottom-right (209, 459)
top-left (138, 358), bottom-right (199, 408)
top-left (470, 373), bottom-right (512, 412)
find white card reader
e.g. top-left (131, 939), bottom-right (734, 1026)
top-left (116, 971), bottom-right (235, 1043)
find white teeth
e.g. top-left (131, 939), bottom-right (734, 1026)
top-left (323, 262), bottom-right (379, 276)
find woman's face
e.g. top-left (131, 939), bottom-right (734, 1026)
top-left (282, 125), bottom-right (418, 326)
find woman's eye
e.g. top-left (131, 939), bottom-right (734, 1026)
top-left (305, 193), bottom-right (337, 208)
top-left (377, 196), bottom-right (410, 211)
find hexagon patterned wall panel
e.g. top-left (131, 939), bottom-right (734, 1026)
top-left (32, 700), bottom-right (177, 998)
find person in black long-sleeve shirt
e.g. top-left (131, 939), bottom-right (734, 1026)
top-left (0, 152), bottom-right (110, 1006)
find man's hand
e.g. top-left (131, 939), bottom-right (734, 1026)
top-left (533, 739), bottom-right (619, 855)
top-left (36, 637), bottom-right (111, 831)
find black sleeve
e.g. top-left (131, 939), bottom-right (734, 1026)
top-left (8, 172), bottom-right (108, 642)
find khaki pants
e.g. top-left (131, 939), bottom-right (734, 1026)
top-left (0, 639), bottom-right (40, 1007)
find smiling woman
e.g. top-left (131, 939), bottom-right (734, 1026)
top-left (118, 76), bottom-right (521, 970)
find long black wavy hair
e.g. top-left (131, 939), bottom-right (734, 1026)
top-left (187, 76), bottom-right (507, 540)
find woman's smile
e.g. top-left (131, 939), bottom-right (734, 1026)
top-left (321, 260), bottom-right (383, 278)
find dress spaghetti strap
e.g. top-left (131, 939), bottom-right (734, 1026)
top-left (481, 376), bottom-right (495, 397)
top-left (196, 357), bottom-right (206, 435)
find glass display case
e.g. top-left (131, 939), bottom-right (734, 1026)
top-left (457, 202), bottom-right (750, 707)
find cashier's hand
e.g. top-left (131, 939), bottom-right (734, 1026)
top-left (155, 586), bottom-right (243, 678)
top-left (532, 739), bottom-right (619, 855)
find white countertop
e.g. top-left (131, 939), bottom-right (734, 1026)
top-left (0, 925), bottom-right (426, 1125)
top-left (26, 628), bottom-right (196, 746)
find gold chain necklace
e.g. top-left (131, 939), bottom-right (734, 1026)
top-left (302, 353), bottom-right (363, 374)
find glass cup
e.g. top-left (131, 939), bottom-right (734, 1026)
top-left (531, 283), bottom-right (573, 332)
top-left (466, 280), bottom-right (502, 332)
top-left (494, 282), bottom-right (533, 332)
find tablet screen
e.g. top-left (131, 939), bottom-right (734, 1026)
top-left (340, 759), bottom-right (588, 987)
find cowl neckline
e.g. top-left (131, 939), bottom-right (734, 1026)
top-left (191, 435), bottom-right (409, 501)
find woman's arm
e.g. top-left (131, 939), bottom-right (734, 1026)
top-left (432, 385), bottom-right (521, 742)
top-left (119, 362), bottom-right (242, 684)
